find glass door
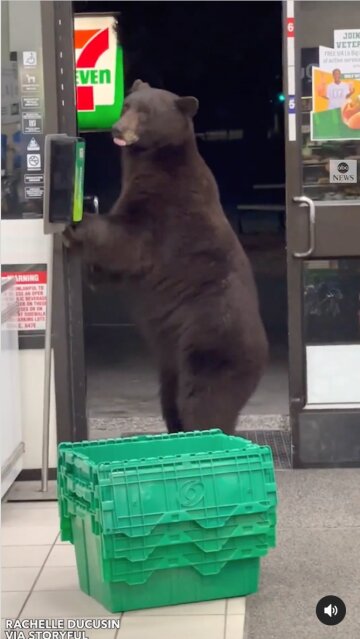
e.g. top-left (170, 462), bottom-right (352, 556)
top-left (284, 1), bottom-right (360, 467)
top-left (1, 0), bottom-right (86, 486)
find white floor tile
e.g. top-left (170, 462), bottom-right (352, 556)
top-left (125, 599), bottom-right (226, 616)
top-left (55, 537), bottom-right (69, 545)
top-left (0, 502), bottom-right (246, 639)
top-left (2, 501), bottom-right (57, 510)
top-left (1, 545), bottom-right (51, 568)
top-left (225, 615), bottom-right (245, 639)
top-left (227, 597), bottom-right (246, 615)
top-left (2, 505), bottom-right (59, 527)
top-left (119, 615), bottom-right (225, 639)
top-left (1, 592), bottom-right (28, 618)
top-left (1, 566), bottom-right (39, 592)
top-left (1, 526), bottom-right (59, 546)
top-left (34, 566), bottom-right (79, 591)
top-left (21, 590), bottom-right (120, 619)
top-left (46, 544), bottom-right (76, 567)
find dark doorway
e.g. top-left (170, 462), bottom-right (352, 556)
top-left (73, 1), bottom-right (288, 438)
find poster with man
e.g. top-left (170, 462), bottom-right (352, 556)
top-left (311, 30), bottom-right (360, 140)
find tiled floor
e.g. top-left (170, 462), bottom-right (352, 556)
top-left (1, 501), bottom-right (246, 639)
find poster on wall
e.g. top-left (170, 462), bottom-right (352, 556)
top-left (311, 30), bottom-right (360, 141)
top-left (74, 14), bottom-right (124, 131)
top-left (1, 264), bottom-right (47, 349)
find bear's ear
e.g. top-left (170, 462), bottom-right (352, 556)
top-left (130, 79), bottom-right (150, 92)
top-left (175, 96), bottom-right (199, 118)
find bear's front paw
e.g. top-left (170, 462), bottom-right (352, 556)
top-left (62, 213), bottom-right (95, 249)
top-left (62, 225), bottom-right (79, 249)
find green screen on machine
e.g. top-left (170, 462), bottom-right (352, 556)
top-left (46, 136), bottom-right (85, 225)
top-left (73, 140), bottom-right (85, 222)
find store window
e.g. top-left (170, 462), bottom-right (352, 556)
top-left (304, 259), bottom-right (360, 404)
top-left (301, 36), bottom-right (360, 202)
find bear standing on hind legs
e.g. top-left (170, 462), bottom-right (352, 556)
top-left (65, 80), bottom-right (268, 435)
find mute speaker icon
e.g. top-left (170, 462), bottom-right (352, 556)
top-left (324, 604), bottom-right (338, 617)
top-left (316, 596), bottom-right (346, 626)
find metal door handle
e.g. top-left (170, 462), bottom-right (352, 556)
top-left (83, 195), bottom-right (99, 215)
top-left (292, 195), bottom-right (316, 258)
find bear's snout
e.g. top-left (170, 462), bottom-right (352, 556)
top-left (112, 109), bottom-right (140, 147)
top-left (112, 124), bottom-right (140, 147)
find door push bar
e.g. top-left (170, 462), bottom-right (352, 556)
top-left (292, 195), bottom-right (316, 258)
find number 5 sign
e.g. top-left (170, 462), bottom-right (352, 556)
top-left (288, 95), bottom-right (296, 114)
top-left (287, 18), bottom-right (295, 37)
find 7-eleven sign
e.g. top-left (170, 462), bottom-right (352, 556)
top-left (74, 14), bottom-right (124, 131)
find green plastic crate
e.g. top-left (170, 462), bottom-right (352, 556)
top-left (57, 430), bottom-right (277, 612)
top-left (62, 497), bottom-right (276, 560)
top-left (72, 512), bottom-right (261, 611)
top-left (67, 504), bottom-right (275, 584)
top-left (60, 496), bottom-right (276, 561)
top-left (100, 508), bottom-right (276, 560)
top-left (58, 430), bottom-right (255, 508)
top-left (97, 530), bottom-right (274, 584)
top-left (58, 431), bottom-right (276, 539)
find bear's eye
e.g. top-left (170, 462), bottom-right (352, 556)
top-left (138, 104), bottom-right (150, 115)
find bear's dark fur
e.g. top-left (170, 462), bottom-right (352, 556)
top-left (65, 80), bottom-right (268, 434)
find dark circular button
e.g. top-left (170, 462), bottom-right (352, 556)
top-left (316, 595), bottom-right (346, 626)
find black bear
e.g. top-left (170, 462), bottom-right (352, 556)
top-left (65, 80), bottom-right (268, 434)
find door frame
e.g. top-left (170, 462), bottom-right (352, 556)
top-left (42, 0), bottom-right (87, 447)
top-left (283, 0), bottom-right (305, 467)
top-left (283, 0), bottom-right (360, 468)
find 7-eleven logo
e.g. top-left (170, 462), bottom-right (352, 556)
top-left (74, 15), bottom-right (118, 112)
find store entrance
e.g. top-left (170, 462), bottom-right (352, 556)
top-left (74, 2), bottom-right (289, 453)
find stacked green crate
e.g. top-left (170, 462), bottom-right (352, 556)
top-left (58, 429), bottom-right (277, 612)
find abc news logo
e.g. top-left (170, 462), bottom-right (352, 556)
top-left (337, 162), bottom-right (350, 174)
top-left (316, 596), bottom-right (346, 626)
top-left (330, 159), bottom-right (357, 184)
